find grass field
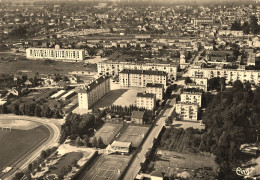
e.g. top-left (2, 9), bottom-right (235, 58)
top-left (0, 125), bottom-right (50, 170)
top-left (94, 123), bottom-right (123, 145)
top-left (80, 155), bottom-right (130, 180)
top-left (48, 152), bottom-right (83, 176)
top-left (118, 125), bottom-right (150, 147)
top-left (0, 59), bottom-right (96, 76)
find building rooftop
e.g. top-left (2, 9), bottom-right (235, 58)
top-left (111, 141), bottom-right (132, 148)
top-left (146, 83), bottom-right (164, 88)
top-left (181, 91), bottom-right (202, 95)
top-left (137, 92), bottom-right (155, 98)
top-left (120, 69), bottom-right (167, 76)
top-left (78, 76), bottom-right (110, 94)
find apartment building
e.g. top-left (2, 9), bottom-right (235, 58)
top-left (26, 48), bottom-right (85, 61)
top-left (175, 102), bottom-right (199, 121)
top-left (146, 83), bottom-right (164, 100)
top-left (190, 67), bottom-right (260, 85)
top-left (192, 17), bottom-right (214, 26)
top-left (185, 77), bottom-right (208, 91)
top-left (119, 69), bottom-right (167, 88)
top-left (98, 61), bottom-right (177, 80)
top-left (78, 76), bottom-right (110, 110)
top-left (180, 92), bottom-right (202, 107)
top-left (136, 92), bottom-right (156, 110)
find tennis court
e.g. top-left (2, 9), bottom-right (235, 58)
top-left (94, 123), bottom-right (123, 145)
top-left (81, 155), bottom-right (130, 180)
top-left (119, 125), bottom-right (150, 147)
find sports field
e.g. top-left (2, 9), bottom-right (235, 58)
top-left (0, 125), bottom-right (50, 170)
top-left (119, 125), bottom-right (150, 147)
top-left (94, 123), bottom-right (123, 145)
top-left (80, 155), bottom-right (130, 180)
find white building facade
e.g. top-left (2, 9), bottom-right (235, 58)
top-left (190, 68), bottom-right (260, 85)
top-left (78, 76), bottom-right (110, 110)
top-left (136, 93), bottom-right (156, 110)
top-left (119, 69), bottom-right (167, 88)
top-left (26, 48), bottom-right (85, 61)
top-left (146, 83), bottom-right (164, 100)
top-left (175, 102), bottom-right (199, 121)
top-left (180, 92), bottom-right (202, 107)
top-left (98, 61), bottom-right (177, 80)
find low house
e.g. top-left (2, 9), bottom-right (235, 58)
top-left (69, 75), bottom-right (80, 84)
top-left (131, 111), bottom-right (145, 124)
top-left (110, 141), bottom-right (132, 155)
top-left (8, 88), bottom-right (20, 96)
top-left (57, 81), bottom-right (68, 89)
top-left (24, 79), bottom-right (33, 87)
top-left (150, 170), bottom-right (164, 180)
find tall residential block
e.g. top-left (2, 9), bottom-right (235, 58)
top-left (78, 76), bottom-right (110, 110)
top-left (119, 69), bottom-right (167, 88)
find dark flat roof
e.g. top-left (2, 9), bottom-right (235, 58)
top-left (120, 69), bottom-right (167, 76)
top-left (136, 92), bottom-right (155, 98)
top-left (146, 83), bottom-right (164, 88)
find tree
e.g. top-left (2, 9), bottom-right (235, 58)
top-left (76, 136), bottom-right (83, 147)
top-left (1, 104), bottom-right (8, 114)
top-left (97, 137), bottom-right (104, 148)
top-left (11, 104), bottom-right (19, 115)
top-left (184, 77), bottom-right (192, 85)
top-left (83, 135), bottom-right (89, 146)
top-left (91, 137), bottom-right (98, 148)
top-left (40, 150), bottom-right (47, 159)
top-left (220, 77), bottom-right (226, 92)
top-left (250, 15), bottom-right (259, 35)
top-left (28, 163), bottom-right (33, 172)
top-left (34, 105), bottom-right (41, 117)
top-left (233, 80), bottom-right (243, 90)
top-left (14, 172), bottom-right (24, 180)
top-left (231, 20), bottom-right (241, 31)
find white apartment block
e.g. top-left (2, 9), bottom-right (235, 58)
top-left (180, 92), bottom-right (202, 107)
top-left (26, 48), bottom-right (85, 61)
top-left (190, 68), bottom-right (260, 85)
top-left (98, 61), bottom-right (177, 80)
top-left (136, 93), bottom-right (156, 110)
top-left (146, 83), bottom-right (164, 100)
top-left (190, 77), bottom-right (208, 91)
top-left (78, 76), bottom-right (110, 110)
top-left (175, 102), bottom-right (199, 121)
top-left (119, 69), bottom-right (167, 88)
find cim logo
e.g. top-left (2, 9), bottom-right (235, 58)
top-left (235, 167), bottom-right (255, 177)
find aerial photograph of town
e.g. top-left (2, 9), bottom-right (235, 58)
top-left (0, 0), bottom-right (259, 179)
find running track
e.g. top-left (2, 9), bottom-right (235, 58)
top-left (0, 114), bottom-right (63, 180)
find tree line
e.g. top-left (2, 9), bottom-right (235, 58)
top-left (231, 15), bottom-right (259, 34)
top-left (200, 80), bottom-right (260, 179)
top-left (59, 111), bottom-right (104, 144)
top-left (0, 102), bottom-right (62, 119)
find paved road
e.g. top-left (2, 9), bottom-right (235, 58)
top-left (124, 98), bottom-right (177, 180)
top-left (0, 115), bottom-right (63, 180)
